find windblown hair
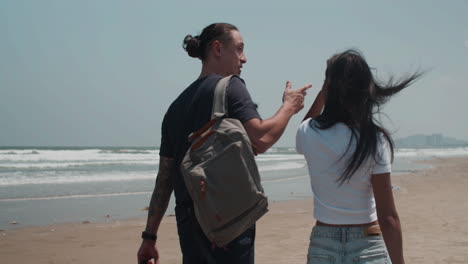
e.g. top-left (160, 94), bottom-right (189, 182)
top-left (313, 49), bottom-right (423, 185)
top-left (182, 23), bottom-right (238, 61)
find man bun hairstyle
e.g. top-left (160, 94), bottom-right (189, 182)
top-left (183, 35), bottom-right (202, 58)
top-left (182, 23), bottom-right (238, 61)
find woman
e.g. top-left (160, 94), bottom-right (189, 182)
top-left (296, 50), bottom-right (422, 264)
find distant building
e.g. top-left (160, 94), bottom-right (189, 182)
top-left (426, 134), bottom-right (443, 147)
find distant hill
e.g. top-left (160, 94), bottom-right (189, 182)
top-left (395, 134), bottom-right (468, 148)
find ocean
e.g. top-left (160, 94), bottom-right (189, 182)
top-left (1, 146), bottom-right (468, 230)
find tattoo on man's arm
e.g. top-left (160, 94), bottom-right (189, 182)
top-left (147, 157), bottom-right (175, 222)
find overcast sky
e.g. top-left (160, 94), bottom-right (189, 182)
top-left (1, 0), bottom-right (467, 147)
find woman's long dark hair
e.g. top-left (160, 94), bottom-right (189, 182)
top-left (313, 49), bottom-right (423, 185)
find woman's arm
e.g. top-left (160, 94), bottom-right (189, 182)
top-left (371, 172), bottom-right (405, 264)
top-left (303, 89), bottom-right (325, 121)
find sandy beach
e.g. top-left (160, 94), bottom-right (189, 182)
top-left (1, 157), bottom-right (468, 263)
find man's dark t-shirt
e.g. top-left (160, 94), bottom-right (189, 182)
top-left (159, 74), bottom-right (261, 207)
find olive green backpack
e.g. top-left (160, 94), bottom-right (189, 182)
top-left (181, 75), bottom-right (268, 247)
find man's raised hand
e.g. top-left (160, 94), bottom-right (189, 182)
top-left (282, 81), bottom-right (312, 114)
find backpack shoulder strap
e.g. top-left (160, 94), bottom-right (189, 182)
top-left (211, 75), bottom-right (233, 119)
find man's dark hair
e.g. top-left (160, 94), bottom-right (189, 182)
top-left (183, 23), bottom-right (238, 61)
top-left (312, 49), bottom-right (424, 185)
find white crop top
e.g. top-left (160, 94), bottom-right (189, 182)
top-left (296, 118), bottom-right (392, 225)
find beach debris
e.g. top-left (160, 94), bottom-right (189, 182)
top-left (81, 220), bottom-right (91, 224)
top-left (8, 221), bottom-right (18, 225)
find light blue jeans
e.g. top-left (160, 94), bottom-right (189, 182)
top-left (307, 225), bottom-right (391, 263)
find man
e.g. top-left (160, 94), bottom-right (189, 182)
top-left (137, 23), bottom-right (311, 264)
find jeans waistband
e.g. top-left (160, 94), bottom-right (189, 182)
top-left (311, 225), bottom-right (379, 243)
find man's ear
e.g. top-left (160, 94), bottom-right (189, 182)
top-left (211, 40), bottom-right (222, 58)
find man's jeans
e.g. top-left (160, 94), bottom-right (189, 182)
top-left (307, 225), bottom-right (391, 263)
top-left (175, 205), bottom-right (255, 264)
